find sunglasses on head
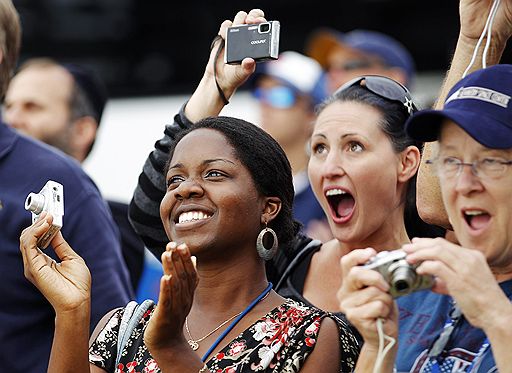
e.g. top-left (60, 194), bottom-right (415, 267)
top-left (333, 75), bottom-right (418, 116)
top-left (253, 86), bottom-right (298, 109)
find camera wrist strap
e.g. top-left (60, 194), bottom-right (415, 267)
top-left (462, 0), bottom-right (501, 78)
top-left (210, 35), bottom-right (230, 105)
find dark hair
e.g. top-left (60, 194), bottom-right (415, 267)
top-left (317, 85), bottom-right (445, 238)
top-left (167, 116), bottom-right (301, 248)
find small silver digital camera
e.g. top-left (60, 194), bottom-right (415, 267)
top-left (25, 180), bottom-right (64, 249)
top-left (224, 21), bottom-right (280, 64)
top-left (363, 250), bottom-right (433, 298)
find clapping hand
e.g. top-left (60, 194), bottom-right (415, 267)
top-left (144, 242), bottom-right (199, 353)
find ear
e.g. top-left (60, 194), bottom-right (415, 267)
top-left (70, 116), bottom-right (98, 162)
top-left (261, 196), bottom-right (282, 225)
top-left (397, 145), bottom-right (421, 183)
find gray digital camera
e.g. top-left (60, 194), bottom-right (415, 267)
top-left (363, 250), bottom-right (433, 298)
top-left (224, 21), bottom-right (280, 64)
top-left (25, 180), bottom-right (64, 249)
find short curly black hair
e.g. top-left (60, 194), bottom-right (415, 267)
top-left (167, 116), bottom-right (302, 248)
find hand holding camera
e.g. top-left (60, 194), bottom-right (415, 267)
top-left (363, 249), bottom-right (434, 298)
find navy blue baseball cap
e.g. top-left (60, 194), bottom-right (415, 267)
top-left (405, 64), bottom-right (512, 149)
top-left (305, 28), bottom-right (415, 87)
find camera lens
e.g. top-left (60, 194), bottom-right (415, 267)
top-left (25, 192), bottom-right (45, 214)
top-left (259, 23), bottom-right (270, 33)
top-left (391, 266), bottom-right (416, 295)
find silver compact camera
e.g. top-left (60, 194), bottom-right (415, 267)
top-left (363, 250), bottom-right (433, 298)
top-left (25, 180), bottom-right (64, 249)
top-left (224, 21), bottom-right (280, 64)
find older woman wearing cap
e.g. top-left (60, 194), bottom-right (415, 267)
top-left (338, 64), bottom-right (512, 373)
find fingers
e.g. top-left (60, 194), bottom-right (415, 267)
top-left (340, 247), bottom-right (377, 276)
top-left (246, 9), bottom-right (266, 24)
top-left (218, 19), bottom-right (232, 40)
top-left (403, 237), bottom-right (459, 271)
top-left (20, 212), bottom-right (51, 264)
top-left (161, 243), bottom-right (198, 308)
top-left (344, 298), bottom-right (393, 324)
top-left (51, 231), bottom-right (80, 262)
top-left (232, 11), bottom-right (248, 26)
top-left (340, 285), bottom-right (391, 312)
top-left (218, 9), bottom-right (266, 40)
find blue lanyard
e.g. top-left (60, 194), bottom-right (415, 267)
top-left (201, 282), bottom-right (273, 362)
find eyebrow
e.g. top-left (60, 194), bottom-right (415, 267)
top-left (168, 158), bottom-right (236, 171)
top-left (311, 132), bottom-right (363, 140)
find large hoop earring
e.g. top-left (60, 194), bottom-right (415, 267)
top-left (256, 224), bottom-right (278, 261)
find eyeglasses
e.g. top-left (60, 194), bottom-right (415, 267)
top-left (253, 86), bottom-right (297, 109)
top-left (333, 75), bottom-right (418, 116)
top-left (427, 156), bottom-right (512, 179)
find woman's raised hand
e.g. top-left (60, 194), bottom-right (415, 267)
top-left (19, 212), bottom-right (91, 314)
top-left (205, 9), bottom-right (267, 98)
top-left (144, 242), bottom-right (199, 353)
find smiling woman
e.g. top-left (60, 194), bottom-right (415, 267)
top-left (18, 9), bottom-right (361, 373)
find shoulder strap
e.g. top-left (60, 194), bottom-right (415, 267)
top-left (275, 238), bottom-right (322, 291)
top-left (115, 299), bottom-right (155, 367)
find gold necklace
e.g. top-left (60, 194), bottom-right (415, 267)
top-left (185, 290), bottom-right (271, 351)
top-left (185, 311), bottom-right (243, 351)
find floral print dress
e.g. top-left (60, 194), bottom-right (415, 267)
top-left (89, 299), bottom-right (353, 372)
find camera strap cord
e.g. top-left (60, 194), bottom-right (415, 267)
top-left (463, 0), bottom-right (502, 77)
top-left (373, 317), bottom-right (396, 373)
top-left (210, 35), bottom-right (230, 105)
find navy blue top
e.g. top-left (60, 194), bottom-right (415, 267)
top-left (293, 183), bottom-right (327, 232)
top-left (0, 123), bottom-right (132, 373)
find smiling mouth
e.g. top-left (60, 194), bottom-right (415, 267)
top-left (326, 189), bottom-right (355, 219)
top-left (177, 210), bottom-right (211, 224)
top-left (463, 210), bottom-right (491, 230)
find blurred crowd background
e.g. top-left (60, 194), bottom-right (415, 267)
top-left (11, 0), bottom-right (512, 203)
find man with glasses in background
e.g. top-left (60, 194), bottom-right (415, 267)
top-left (251, 51), bottom-right (332, 241)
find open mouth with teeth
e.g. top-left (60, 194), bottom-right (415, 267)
top-left (325, 188), bottom-right (355, 222)
top-left (177, 210), bottom-right (212, 224)
top-left (463, 210), bottom-right (491, 230)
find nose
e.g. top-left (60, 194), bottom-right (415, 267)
top-left (320, 150), bottom-right (347, 180)
top-left (454, 165), bottom-right (484, 195)
top-left (173, 178), bottom-right (204, 200)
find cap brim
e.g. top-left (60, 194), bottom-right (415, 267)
top-left (406, 108), bottom-right (512, 149)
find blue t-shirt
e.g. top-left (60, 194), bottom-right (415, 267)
top-left (0, 124), bottom-right (133, 372)
top-left (293, 184), bottom-right (327, 230)
top-left (396, 279), bottom-right (512, 372)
